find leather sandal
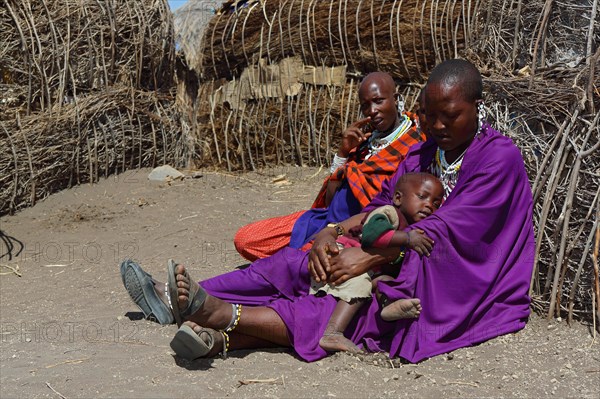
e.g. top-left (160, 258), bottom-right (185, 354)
top-left (170, 325), bottom-right (226, 360)
top-left (167, 259), bottom-right (208, 327)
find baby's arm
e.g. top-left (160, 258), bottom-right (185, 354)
top-left (361, 212), bottom-right (434, 256)
top-left (388, 229), bottom-right (433, 257)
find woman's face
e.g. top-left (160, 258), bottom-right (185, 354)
top-left (424, 83), bottom-right (478, 156)
top-left (358, 77), bottom-right (399, 134)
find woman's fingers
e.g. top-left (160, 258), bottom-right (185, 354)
top-left (307, 259), bottom-right (317, 280)
top-left (308, 251), bottom-right (323, 281)
top-left (330, 273), bottom-right (349, 287)
top-left (311, 247), bottom-right (331, 282)
top-left (344, 128), bottom-right (367, 143)
top-left (353, 117), bottom-right (372, 129)
top-left (324, 243), bottom-right (339, 272)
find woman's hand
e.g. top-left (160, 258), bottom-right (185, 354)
top-left (338, 117), bottom-right (372, 157)
top-left (308, 228), bottom-right (339, 283)
top-left (326, 247), bottom-right (374, 286)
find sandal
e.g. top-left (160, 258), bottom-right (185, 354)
top-left (170, 325), bottom-right (227, 360)
top-left (120, 259), bottom-right (174, 325)
top-left (167, 259), bottom-right (208, 327)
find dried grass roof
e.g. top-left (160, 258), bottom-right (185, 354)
top-left (0, 0), bottom-right (183, 215)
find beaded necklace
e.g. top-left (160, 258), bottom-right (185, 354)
top-left (429, 122), bottom-right (487, 198)
top-left (365, 114), bottom-right (412, 159)
top-left (430, 147), bottom-right (468, 199)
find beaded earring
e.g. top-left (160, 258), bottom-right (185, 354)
top-left (477, 101), bottom-right (487, 133)
top-left (396, 95), bottom-right (405, 115)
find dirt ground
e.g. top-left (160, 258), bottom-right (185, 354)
top-left (1, 167), bottom-right (599, 398)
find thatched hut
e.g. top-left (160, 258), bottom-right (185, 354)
top-left (0, 0), bottom-right (597, 324)
top-left (0, 0), bottom-right (184, 215)
top-left (173, 0), bottom-right (599, 323)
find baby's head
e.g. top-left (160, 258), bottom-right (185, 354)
top-left (393, 173), bottom-right (444, 224)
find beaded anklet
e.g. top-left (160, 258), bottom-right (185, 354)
top-left (220, 331), bottom-right (230, 359)
top-left (391, 248), bottom-right (406, 265)
top-left (220, 303), bottom-right (242, 358)
top-left (224, 303), bottom-right (242, 332)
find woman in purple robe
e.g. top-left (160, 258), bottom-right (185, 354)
top-left (121, 59), bottom-right (535, 363)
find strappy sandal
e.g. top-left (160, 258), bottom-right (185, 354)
top-left (167, 259), bottom-right (208, 327)
top-left (120, 259), bottom-right (174, 325)
top-left (170, 325), bottom-right (227, 360)
top-left (170, 302), bottom-right (243, 360)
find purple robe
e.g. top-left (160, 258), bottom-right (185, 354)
top-left (201, 125), bottom-right (535, 363)
top-left (289, 180), bottom-right (362, 248)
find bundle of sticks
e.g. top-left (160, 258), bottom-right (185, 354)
top-left (0, 0), bottom-right (182, 215)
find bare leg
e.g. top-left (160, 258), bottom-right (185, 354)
top-left (319, 300), bottom-right (364, 353)
top-left (380, 298), bottom-right (422, 321)
top-left (175, 265), bottom-right (290, 347)
top-left (180, 321), bottom-right (282, 357)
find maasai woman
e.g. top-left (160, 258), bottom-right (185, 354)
top-left (234, 72), bottom-right (425, 261)
top-left (122, 59), bottom-right (534, 363)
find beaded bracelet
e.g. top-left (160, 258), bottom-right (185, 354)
top-left (391, 248), bottom-right (406, 265)
top-left (330, 154), bottom-right (347, 173)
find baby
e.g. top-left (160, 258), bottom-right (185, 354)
top-left (311, 172), bottom-right (444, 353)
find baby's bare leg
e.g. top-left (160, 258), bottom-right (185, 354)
top-left (319, 300), bottom-right (365, 353)
top-left (380, 298), bottom-right (422, 321)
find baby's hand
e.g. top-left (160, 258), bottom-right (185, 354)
top-left (407, 229), bottom-right (434, 257)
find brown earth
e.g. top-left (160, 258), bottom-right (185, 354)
top-left (1, 167), bottom-right (599, 398)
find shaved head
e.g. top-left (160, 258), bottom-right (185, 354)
top-left (427, 59), bottom-right (482, 102)
top-left (359, 72), bottom-right (396, 95)
top-left (396, 172), bottom-right (440, 192)
top-left (357, 71), bottom-right (400, 133)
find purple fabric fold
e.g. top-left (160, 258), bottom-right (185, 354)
top-left (364, 125), bottom-right (535, 361)
top-left (200, 125), bottom-right (535, 363)
top-left (289, 180), bottom-right (362, 248)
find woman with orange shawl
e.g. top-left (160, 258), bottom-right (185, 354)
top-left (235, 72), bottom-right (425, 261)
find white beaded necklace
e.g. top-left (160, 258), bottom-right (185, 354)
top-left (430, 121), bottom-right (487, 198)
top-left (366, 114), bottom-right (412, 159)
top-left (431, 147), bottom-right (468, 199)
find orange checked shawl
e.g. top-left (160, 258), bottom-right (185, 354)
top-left (312, 112), bottom-right (425, 209)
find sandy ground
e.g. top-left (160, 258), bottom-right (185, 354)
top-left (1, 167), bottom-right (599, 398)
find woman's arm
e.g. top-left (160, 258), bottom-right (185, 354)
top-left (324, 118), bottom-right (373, 206)
top-left (308, 212), bottom-right (404, 283)
top-left (326, 246), bottom-right (402, 286)
top-left (325, 180), bottom-right (342, 206)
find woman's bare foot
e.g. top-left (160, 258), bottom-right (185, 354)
top-left (319, 325), bottom-right (362, 353)
top-left (173, 264), bottom-right (231, 328)
top-left (380, 298), bottom-right (422, 321)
